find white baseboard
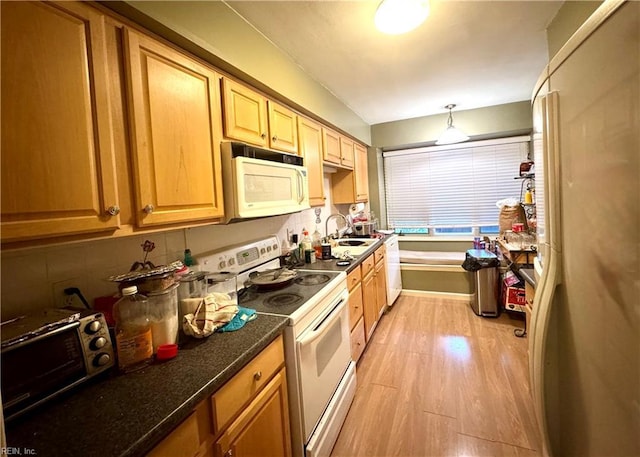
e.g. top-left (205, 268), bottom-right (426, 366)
top-left (400, 289), bottom-right (473, 302)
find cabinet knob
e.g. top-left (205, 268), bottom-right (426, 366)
top-left (253, 371), bottom-right (262, 381)
top-left (272, 135), bottom-right (278, 142)
top-left (226, 450), bottom-right (233, 457)
top-left (261, 132), bottom-right (267, 139)
top-left (106, 205), bottom-right (120, 216)
top-left (143, 204), bottom-right (154, 214)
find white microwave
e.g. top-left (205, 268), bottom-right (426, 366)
top-left (221, 142), bottom-right (310, 222)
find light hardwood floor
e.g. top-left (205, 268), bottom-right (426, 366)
top-left (331, 295), bottom-right (541, 457)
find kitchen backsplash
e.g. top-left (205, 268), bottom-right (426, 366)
top-left (1, 176), bottom-right (360, 320)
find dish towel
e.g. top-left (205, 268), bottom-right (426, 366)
top-left (182, 293), bottom-right (239, 338)
top-left (218, 306), bottom-right (257, 333)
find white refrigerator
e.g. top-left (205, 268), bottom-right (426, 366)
top-left (529, 1), bottom-right (639, 456)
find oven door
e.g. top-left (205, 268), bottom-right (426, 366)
top-left (296, 289), bottom-right (351, 441)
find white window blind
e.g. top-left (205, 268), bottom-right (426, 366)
top-left (383, 137), bottom-right (529, 233)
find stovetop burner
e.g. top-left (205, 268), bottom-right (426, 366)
top-left (239, 270), bottom-right (342, 318)
top-left (294, 274), bottom-right (330, 286)
top-left (265, 293), bottom-right (304, 308)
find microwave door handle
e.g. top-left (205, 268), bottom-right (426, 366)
top-left (296, 169), bottom-right (305, 204)
top-left (298, 297), bottom-right (346, 346)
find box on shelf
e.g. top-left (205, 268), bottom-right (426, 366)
top-left (501, 270), bottom-right (526, 313)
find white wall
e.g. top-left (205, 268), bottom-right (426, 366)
top-left (0, 176), bottom-right (354, 320)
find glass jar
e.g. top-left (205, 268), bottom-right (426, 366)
top-left (113, 286), bottom-right (153, 372)
top-left (146, 283), bottom-right (179, 354)
top-left (206, 273), bottom-right (238, 306)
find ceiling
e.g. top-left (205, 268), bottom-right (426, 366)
top-left (225, 0), bottom-right (563, 125)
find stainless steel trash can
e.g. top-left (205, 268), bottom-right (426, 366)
top-left (465, 249), bottom-right (499, 317)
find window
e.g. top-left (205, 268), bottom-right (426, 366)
top-left (383, 136), bottom-right (529, 235)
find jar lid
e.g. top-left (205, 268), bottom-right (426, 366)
top-left (121, 285), bottom-right (138, 296)
top-left (156, 344), bottom-right (178, 361)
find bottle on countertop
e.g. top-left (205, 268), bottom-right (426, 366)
top-left (312, 226), bottom-right (322, 259)
top-left (183, 249), bottom-right (199, 271)
top-left (301, 229), bottom-right (312, 251)
top-left (113, 286), bottom-right (153, 373)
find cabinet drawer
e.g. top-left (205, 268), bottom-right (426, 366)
top-left (350, 317), bottom-right (366, 363)
top-left (147, 411), bottom-right (200, 457)
top-left (211, 335), bottom-right (284, 433)
top-left (348, 283), bottom-right (363, 330)
top-left (346, 266), bottom-right (361, 291)
top-left (374, 245), bottom-right (386, 264)
top-left (361, 254), bottom-right (375, 277)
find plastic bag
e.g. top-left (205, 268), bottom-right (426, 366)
top-left (462, 251), bottom-right (500, 272)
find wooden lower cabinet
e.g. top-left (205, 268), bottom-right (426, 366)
top-left (350, 317), bottom-right (366, 362)
top-left (215, 369), bottom-right (291, 457)
top-left (146, 336), bottom-right (290, 457)
top-left (361, 246), bottom-right (388, 342)
top-left (362, 269), bottom-right (378, 341)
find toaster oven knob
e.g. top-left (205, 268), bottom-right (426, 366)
top-left (93, 353), bottom-right (112, 367)
top-left (90, 336), bottom-right (108, 350)
top-left (85, 320), bottom-right (102, 334)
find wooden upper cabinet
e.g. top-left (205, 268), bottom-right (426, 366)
top-left (322, 128), bottom-right (342, 165)
top-left (332, 141), bottom-right (369, 204)
top-left (221, 78), bottom-right (268, 148)
top-left (124, 29), bottom-right (225, 227)
top-left (1, 1), bottom-right (120, 242)
top-left (297, 117), bottom-right (325, 206)
top-left (354, 143), bottom-right (369, 202)
top-left (339, 137), bottom-right (355, 169)
top-left (268, 101), bottom-right (298, 154)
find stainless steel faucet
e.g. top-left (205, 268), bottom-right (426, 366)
top-left (325, 213), bottom-right (352, 239)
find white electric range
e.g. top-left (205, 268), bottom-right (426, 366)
top-left (196, 236), bottom-right (356, 457)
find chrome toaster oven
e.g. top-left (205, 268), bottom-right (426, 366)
top-left (1, 309), bottom-right (114, 421)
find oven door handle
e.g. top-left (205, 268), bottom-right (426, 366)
top-left (298, 297), bottom-right (347, 346)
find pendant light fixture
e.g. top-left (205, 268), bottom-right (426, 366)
top-left (374, 0), bottom-right (430, 35)
top-left (435, 104), bottom-right (469, 145)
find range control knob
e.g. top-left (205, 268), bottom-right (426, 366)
top-left (260, 248), bottom-right (266, 254)
top-left (266, 245), bottom-right (272, 252)
top-left (85, 320), bottom-right (102, 334)
top-left (228, 258), bottom-right (235, 266)
top-left (218, 260), bottom-right (226, 269)
top-left (272, 244), bottom-right (278, 252)
top-left (93, 353), bottom-right (111, 367)
top-left (90, 336), bottom-right (107, 350)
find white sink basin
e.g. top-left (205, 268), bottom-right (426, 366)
top-left (331, 245), bottom-right (370, 256)
top-left (330, 238), bottom-right (377, 256)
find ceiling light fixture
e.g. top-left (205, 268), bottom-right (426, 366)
top-left (435, 104), bottom-right (469, 145)
top-left (374, 0), bottom-right (430, 35)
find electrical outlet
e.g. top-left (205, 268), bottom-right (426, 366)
top-left (52, 278), bottom-right (81, 308)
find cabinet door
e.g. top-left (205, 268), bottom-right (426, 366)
top-left (216, 369), bottom-right (292, 457)
top-left (322, 128), bottom-right (341, 165)
top-left (362, 270), bottom-right (377, 342)
top-left (339, 136), bottom-right (355, 169)
top-left (221, 78), bottom-right (268, 147)
top-left (375, 259), bottom-right (388, 318)
top-left (1, 1), bottom-right (120, 242)
top-left (348, 282), bottom-right (364, 330)
top-left (124, 29), bottom-right (224, 226)
top-left (354, 143), bottom-right (369, 202)
top-left (297, 117), bottom-right (325, 206)
top-left (268, 101), bottom-right (298, 154)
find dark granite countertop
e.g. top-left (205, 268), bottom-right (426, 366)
top-left (5, 314), bottom-right (289, 457)
top-left (294, 237), bottom-right (384, 274)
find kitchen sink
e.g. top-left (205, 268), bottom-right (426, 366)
top-left (330, 238), bottom-right (377, 256)
top-left (336, 238), bottom-right (377, 246)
